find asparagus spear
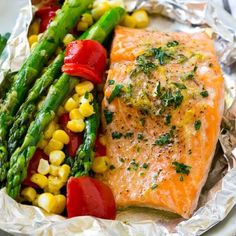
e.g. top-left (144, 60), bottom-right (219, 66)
top-left (8, 52), bottom-right (64, 155)
top-left (6, 7), bottom-right (126, 199)
top-left (71, 94), bottom-right (100, 177)
top-left (0, 0), bottom-right (93, 183)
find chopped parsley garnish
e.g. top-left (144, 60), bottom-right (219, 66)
top-left (108, 84), bottom-right (123, 103)
top-left (140, 118), bottom-right (146, 126)
top-left (108, 79), bottom-right (115, 85)
top-left (165, 114), bottom-right (172, 125)
top-left (137, 133), bottom-right (144, 140)
top-left (84, 91), bottom-right (89, 99)
top-left (103, 109), bottom-right (114, 125)
top-left (181, 65), bottom-right (198, 80)
top-left (172, 82), bottom-right (187, 90)
top-left (124, 131), bottom-right (134, 138)
top-left (109, 165), bottom-right (116, 170)
top-left (160, 89), bottom-right (184, 108)
top-left (194, 120), bottom-right (201, 130)
top-left (155, 133), bottom-right (171, 146)
top-left (142, 163), bottom-right (149, 169)
top-left (200, 90), bottom-right (209, 97)
top-left (119, 158), bottom-right (125, 163)
top-left (172, 161), bottom-right (191, 175)
top-left (151, 183), bottom-right (158, 190)
top-left (167, 40), bottom-right (179, 47)
top-left (128, 159), bottom-right (139, 171)
top-left (177, 54), bottom-right (188, 64)
top-left (112, 131), bottom-right (123, 139)
top-left (151, 47), bottom-right (172, 65)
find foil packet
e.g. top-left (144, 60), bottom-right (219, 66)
top-left (0, 0), bottom-right (236, 235)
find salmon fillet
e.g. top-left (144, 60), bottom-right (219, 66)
top-left (98, 26), bottom-right (224, 218)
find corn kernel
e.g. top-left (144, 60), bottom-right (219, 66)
top-left (75, 81), bottom-right (94, 96)
top-left (99, 135), bottom-right (107, 146)
top-left (64, 97), bottom-right (79, 112)
top-left (109, 0), bottom-right (124, 8)
top-left (132, 10), bottom-right (149, 28)
top-left (92, 156), bottom-right (110, 173)
top-left (52, 130), bottom-right (70, 145)
top-left (46, 175), bottom-right (64, 194)
top-left (31, 42), bottom-right (38, 51)
top-left (77, 21), bottom-right (89, 31)
top-left (47, 139), bottom-right (64, 152)
top-left (72, 93), bottom-right (81, 103)
top-left (92, 2), bottom-right (110, 20)
top-left (79, 101), bottom-right (94, 117)
top-left (37, 158), bottom-right (50, 175)
top-left (80, 93), bottom-right (94, 104)
top-left (21, 187), bottom-right (37, 202)
top-left (28, 35), bottom-right (38, 47)
top-left (49, 150), bottom-right (65, 166)
top-left (37, 138), bottom-right (48, 149)
top-left (32, 195), bottom-right (39, 206)
top-left (31, 173), bottom-right (48, 189)
top-left (63, 33), bottom-right (75, 46)
top-left (28, 20), bottom-right (39, 36)
top-left (49, 165), bottom-right (59, 176)
top-left (38, 193), bottom-right (56, 213)
top-left (67, 119), bottom-right (85, 133)
top-left (54, 194), bottom-right (66, 214)
top-left (58, 164), bottom-right (71, 182)
top-left (81, 13), bottom-right (93, 26)
top-left (44, 121), bottom-right (58, 139)
top-left (69, 108), bottom-right (84, 120)
top-left (120, 14), bottom-right (136, 28)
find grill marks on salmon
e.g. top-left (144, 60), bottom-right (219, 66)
top-left (98, 26), bottom-right (224, 218)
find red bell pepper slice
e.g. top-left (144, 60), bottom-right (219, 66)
top-left (22, 148), bottom-right (49, 188)
top-left (62, 40), bottom-right (107, 84)
top-left (67, 176), bottom-right (116, 219)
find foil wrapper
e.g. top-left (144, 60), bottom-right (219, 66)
top-left (1, 0), bottom-right (236, 235)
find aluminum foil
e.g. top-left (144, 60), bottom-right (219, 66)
top-left (1, 0), bottom-right (236, 235)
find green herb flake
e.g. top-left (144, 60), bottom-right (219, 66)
top-left (142, 163), bottom-right (149, 169)
top-left (108, 84), bottom-right (123, 103)
top-left (194, 120), bottom-right (201, 131)
top-left (151, 183), bottom-right (158, 190)
top-left (109, 165), bottom-right (116, 170)
top-left (200, 90), bottom-right (209, 97)
top-left (112, 131), bottom-right (123, 139)
top-left (128, 159), bottom-right (139, 171)
top-left (165, 114), bottom-right (172, 125)
top-left (151, 47), bottom-right (172, 65)
top-left (124, 131), bottom-right (134, 138)
top-left (137, 133), bottom-right (144, 140)
top-left (108, 79), bottom-right (115, 85)
top-left (172, 82), bottom-right (187, 90)
top-left (119, 158), bottom-right (125, 163)
top-left (167, 40), bottom-right (179, 47)
top-left (140, 118), bottom-right (146, 127)
top-left (103, 109), bottom-right (114, 125)
top-left (155, 133), bottom-right (171, 146)
top-left (177, 54), bottom-right (188, 64)
top-left (84, 91), bottom-right (89, 99)
top-left (181, 65), bottom-right (198, 80)
top-left (161, 89), bottom-right (184, 108)
top-left (172, 161), bottom-right (191, 175)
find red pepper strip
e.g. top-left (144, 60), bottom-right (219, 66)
top-left (67, 176), bottom-right (116, 219)
top-left (36, 6), bottom-right (60, 33)
top-left (95, 137), bottom-right (106, 157)
top-left (22, 148), bottom-right (49, 188)
top-left (58, 113), bottom-right (83, 157)
top-left (62, 40), bottom-right (107, 84)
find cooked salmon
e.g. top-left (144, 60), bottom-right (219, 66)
top-left (98, 26), bottom-right (224, 218)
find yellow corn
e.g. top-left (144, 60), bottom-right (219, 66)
top-left (37, 158), bottom-right (50, 175)
top-left (21, 187), bottom-right (37, 202)
top-left (77, 21), bottom-right (89, 31)
top-left (92, 156), bottom-right (110, 173)
top-left (81, 13), bottom-right (93, 26)
top-left (31, 173), bottom-right (48, 189)
top-left (75, 81), bottom-right (94, 96)
top-left (58, 164), bottom-right (71, 182)
top-left (99, 135), bottom-right (107, 146)
top-left (52, 130), bottom-right (70, 145)
top-left (32, 195), bottom-right (39, 206)
top-left (47, 139), bottom-right (64, 152)
top-left (28, 20), bottom-right (40, 36)
top-left (64, 97), bottom-right (79, 112)
top-left (31, 42), bottom-right (38, 51)
top-left (72, 93), bottom-right (81, 103)
top-left (120, 14), bottom-right (136, 28)
top-left (37, 138), bottom-right (48, 150)
top-left (63, 33), bottom-right (75, 46)
top-left (132, 10), bottom-right (149, 28)
top-left (44, 121), bottom-right (58, 139)
top-left (67, 119), bottom-right (85, 133)
top-left (46, 175), bottom-right (64, 194)
top-left (49, 165), bottom-right (59, 176)
top-left (80, 92), bottom-right (94, 104)
top-left (109, 0), bottom-right (124, 8)
top-left (69, 108), bottom-right (84, 120)
top-left (28, 34), bottom-right (38, 47)
top-left (54, 194), bottom-right (66, 214)
top-left (92, 2), bottom-right (110, 20)
top-left (49, 150), bottom-right (65, 166)
top-left (38, 193), bottom-right (56, 213)
top-left (79, 101), bottom-right (94, 117)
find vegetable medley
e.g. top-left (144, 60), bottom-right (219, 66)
top-left (0, 0), bottom-right (150, 220)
